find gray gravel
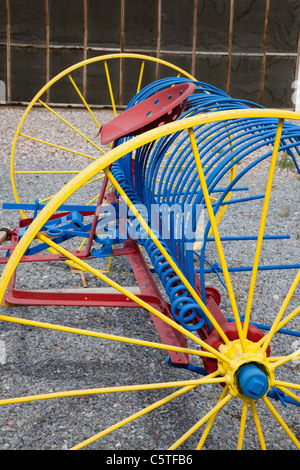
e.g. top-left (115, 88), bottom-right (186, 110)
top-left (0, 105), bottom-right (299, 451)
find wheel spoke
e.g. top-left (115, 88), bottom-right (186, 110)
top-left (0, 375), bottom-right (224, 407)
top-left (237, 401), bottom-right (248, 450)
top-left (275, 305), bottom-right (300, 332)
top-left (18, 133), bottom-right (98, 160)
top-left (67, 73), bottom-right (101, 129)
top-left (243, 119), bottom-right (284, 336)
top-left (35, 232), bottom-right (231, 363)
top-left (38, 99), bottom-right (106, 154)
top-left (82, 174), bottom-right (106, 187)
top-left (70, 380), bottom-right (208, 450)
top-left (262, 396), bottom-right (300, 449)
top-left (270, 349), bottom-right (300, 370)
top-left (71, 389), bottom-right (194, 450)
top-left (136, 59), bottom-right (145, 94)
top-left (169, 391), bottom-right (232, 449)
top-left (104, 60), bottom-right (117, 117)
top-left (188, 127), bottom-right (245, 351)
top-left (274, 380), bottom-right (300, 391)
top-left (250, 400), bottom-right (266, 450)
top-left (196, 386), bottom-right (229, 450)
top-left (275, 386), bottom-right (300, 404)
top-left (260, 269), bottom-right (300, 354)
top-left (0, 312), bottom-right (219, 361)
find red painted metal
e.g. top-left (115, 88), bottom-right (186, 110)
top-left (100, 82), bottom-right (196, 145)
top-left (4, 227), bottom-right (162, 310)
top-left (202, 322), bottom-right (271, 374)
top-left (2, 215), bottom-right (190, 365)
top-left (124, 238), bottom-right (189, 365)
top-left (192, 274), bottom-right (270, 374)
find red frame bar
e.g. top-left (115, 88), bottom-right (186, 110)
top-left (2, 217), bottom-right (190, 365)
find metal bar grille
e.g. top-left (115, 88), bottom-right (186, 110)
top-left (1, 0), bottom-right (299, 108)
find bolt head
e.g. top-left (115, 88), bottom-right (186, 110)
top-left (237, 363), bottom-right (269, 399)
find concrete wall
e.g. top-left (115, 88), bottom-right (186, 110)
top-left (0, 0), bottom-right (299, 108)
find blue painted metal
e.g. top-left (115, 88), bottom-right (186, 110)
top-left (237, 363), bottom-right (270, 399)
top-left (105, 77), bottom-right (300, 406)
top-left (111, 76), bottom-right (300, 337)
top-left (225, 318), bottom-right (300, 338)
top-left (3, 202), bottom-right (98, 212)
top-left (165, 355), bottom-right (207, 376)
top-left (267, 387), bottom-right (300, 407)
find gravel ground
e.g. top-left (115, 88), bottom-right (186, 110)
top-left (0, 104), bottom-right (299, 451)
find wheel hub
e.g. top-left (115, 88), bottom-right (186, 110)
top-left (217, 339), bottom-right (274, 399)
top-left (237, 363), bottom-right (269, 399)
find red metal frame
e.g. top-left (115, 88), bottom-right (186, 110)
top-left (1, 210), bottom-right (191, 365)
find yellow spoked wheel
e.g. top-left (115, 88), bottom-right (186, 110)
top-left (9, 53), bottom-right (196, 220)
top-left (0, 109), bottom-right (299, 450)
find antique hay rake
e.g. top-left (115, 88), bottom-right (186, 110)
top-left (0, 54), bottom-right (299, 450)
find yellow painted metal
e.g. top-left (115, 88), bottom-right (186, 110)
top-left (243, 118), bottom-right (284, 338)
top-left (262, 396), bottom-right (300, 449)
top-left (188, 127), bottom-right (246, 352)
top-left (275, 386), bottom-right (300, 404)
top-left (217, 338), bottom-right (274, 399)
top-left (67, 73), bottom-right (101, 129)
top-left (169, 392), bottom-right (232, 449)
top-left (14, 170), bottom-right (81, 175)
top-left (0, 374), bottom-right (224, 407)
top-left (19, 132), bottom-right (98, 160)
top-left (1, 107), bottom-right (300, 450)
top-left (0, 310), bottom-right (216, 361)
top-left (274, 380), bottom-right (300, 392)
top-left (10, 53), bottom-right (196, 219)
top-left (250, 400), bottom-right (266, 449)
top-left (9, 52), bottom-right (241, 240)
top-left (30, 233), bottom-right (230, 363)
top-left (195, 386), bottom-right (229, 450)
top-left (104, 166), bottom-right (231, 346)
top-left (259, 269), bottom-right (300, 354)
top-left (104, 60), bottom-right (117, 117)
top-left (212, 127), bottom-right (237, 229)
top-left (71, 371), bottom-right (221, 451)
top-left (2, 108), bottom-right (300, 327)
top-left (137, 59), bottom-right (145, 94)
top-left (256, 305), bottom-right (300, 343)
top-left (270, 349), bottom-right (300, 370)
top-left (193, 127), bottom-right (238, 250)
top-left (38, 99), bottom-right (106, 154)
top-left (71, 384), bottom-right (197, 450)
top-left (237, 401), bottom-right (248, 449)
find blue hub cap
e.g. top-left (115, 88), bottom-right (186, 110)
top-left (237, 363), bottom-right (269, 399)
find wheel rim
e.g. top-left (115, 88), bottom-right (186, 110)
top-left (1, 108), bottom-right (299, 449)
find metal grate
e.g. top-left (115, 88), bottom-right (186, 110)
top-left (0, 0), bottom-right (299, 108)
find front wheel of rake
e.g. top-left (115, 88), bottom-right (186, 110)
top-left (0, 109), bottom-right (299, 450)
